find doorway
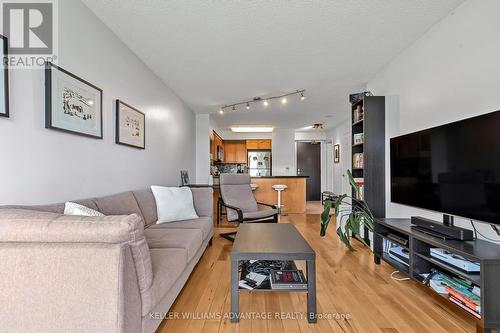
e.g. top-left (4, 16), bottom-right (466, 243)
top-left (297, 142), bottom-right (321, 201)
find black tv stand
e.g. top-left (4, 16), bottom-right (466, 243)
top-left (374, 218), bottom-right (500, 333)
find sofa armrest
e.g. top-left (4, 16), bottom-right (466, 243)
top-left (0, 209), bottom-right (144, 333)
top-left (191, 187), bottom-right (213, 217)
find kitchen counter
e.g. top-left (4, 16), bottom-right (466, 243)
top-left (251, 177), bottom-right (306, 214)
top-left (209, 175), bottom-right (307, 218)
top-left (251, 175), bottom-right (309, 178)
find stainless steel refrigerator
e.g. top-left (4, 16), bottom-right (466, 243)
top-left (248, 151), bottom-right (272, 177)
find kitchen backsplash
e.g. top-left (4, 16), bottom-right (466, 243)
top-left (213, 163), bottom-right (247, 174)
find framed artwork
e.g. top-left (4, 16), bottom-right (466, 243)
top-left (115, 100), bottom-right (145, 149)
top-left (0, 34), bottom-right (9, 118)
top-left (45, 62), bottom-right (103, 138)
top-left (180, 170), bottom-right (190, 186)
top-left (334, 144), bottom-right (340, 163)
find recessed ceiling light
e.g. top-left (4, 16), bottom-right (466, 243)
top-left (281, 97), bottom-right (287, 104)
top-left (88, 100), bottom-right (94, 106)
top-left (263, 100), bottom-right (269, 107)
top-left (231, 126), bottom-right (274, 133)
top-left (219, 108), bottom-right (224, 115)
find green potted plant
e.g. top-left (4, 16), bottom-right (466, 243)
top-left (320, 170), bottom-right (374, 250)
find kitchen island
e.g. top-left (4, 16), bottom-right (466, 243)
top-left (251, 176), bottom-right (307, 214)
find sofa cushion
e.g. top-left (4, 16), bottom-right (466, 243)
top-left (141, 248), bottom-right (187, 316)
top-left (150, 186), bottom-right (199, 224)
top-left (64, 202), bottom-right (104, 216)
top-left (132, 189), bottom-right (158, 227)
top-left (94, 192), bottom-right (143, 219)
top-left (144, 228), bottom-right (203, 262)
top-left (146, 216), bottom-right (213, 240)
top-left (1, 199), bottom-right (98, 214)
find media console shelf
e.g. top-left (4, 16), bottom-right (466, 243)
top-left (374, 218), bottom-right (500, 333)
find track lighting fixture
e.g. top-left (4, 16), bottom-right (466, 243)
top-left (217, 89), bottom-right (305, 114)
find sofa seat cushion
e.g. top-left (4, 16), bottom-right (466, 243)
top-left (147, 216), bottom-right (213, 240)
top-left (144, 228), bottom-right (202, 262)
top-left (142, 248), bottom-right (187, 316)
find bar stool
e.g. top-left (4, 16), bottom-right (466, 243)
top-left (272, 184), bottom-right (288, 215)
top-left (250, 183), bottom-right (259, 191)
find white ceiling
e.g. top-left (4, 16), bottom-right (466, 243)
top-left (82, 0), bottom-right (465, 131)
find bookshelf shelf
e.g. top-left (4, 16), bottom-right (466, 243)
top-left (350, 93), bottom-right (385, 244)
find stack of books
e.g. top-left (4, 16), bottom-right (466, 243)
top-left (353, 133), bottom-right (364, 145)
top-left (353, 153), bottom-right (364, 169)
top-left (353, 106), bottom-right (364, 123)
top-left (430, 272), bottom-right (481, 318)
top-left (353, 178), bottom-right (364, 200)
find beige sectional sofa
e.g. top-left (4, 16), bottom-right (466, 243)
top-left (0, 187), bottom-right (213, 333)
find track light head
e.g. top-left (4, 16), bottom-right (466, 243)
top-left (263, 100), bottom-right (269, 107)
top-left (219, 108), bottom-right (224, 115)
top-left (281, 97), bottom-right (287, 104)
top-left (232, 106), bottom-right (236, 111)
top-left (246, 102), bottom-right (250, 110)
top-left (300, 92), bottom-right (305, 101)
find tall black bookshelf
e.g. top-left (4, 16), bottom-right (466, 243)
top-left (350, 93), bottom-right (386, 243)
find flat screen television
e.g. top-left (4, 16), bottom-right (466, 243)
top-left (390, 110), bottom-right (500, 225)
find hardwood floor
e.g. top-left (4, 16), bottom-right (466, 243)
top-left (156, 212), bottom-right (478, 333)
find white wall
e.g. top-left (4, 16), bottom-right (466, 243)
top-left (326, 119), bottom-right (351, 195)
top-left (272, 129), bottom-right (296, 176)
top-left (0, 0), bottom-right (195, 205)
top-left (367, 0), bottom-right (500, 240)
top-left (195, 114), bottom-right (210, 183)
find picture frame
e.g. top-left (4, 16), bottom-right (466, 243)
top-left (180, 170), bottom-right (190, 186)
top-left (45, 62), bottom-right (103, 138)
top-left (334, 144), bottom-right (340, 163)
top-left (115, 99), bottom-right (145, 149)
top-left (0, 34), bottom-right (9, 118)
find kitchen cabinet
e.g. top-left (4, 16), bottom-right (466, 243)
top-left (212, 131), bottom-right (224, 161)
top-left (246, 140), bottom-right (272, 150)
top-left (224, 140), bottom-right (247, 163)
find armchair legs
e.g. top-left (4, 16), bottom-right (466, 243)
top-left (220, 231), bottom-right (237, 242)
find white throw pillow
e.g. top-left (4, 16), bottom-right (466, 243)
top-left (64, 202), bottom-right (104, 217)
top-left (151, 186), bottom-right (199, 223)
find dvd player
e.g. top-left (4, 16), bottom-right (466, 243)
top-left (430, 248), bottom-right (480, 273)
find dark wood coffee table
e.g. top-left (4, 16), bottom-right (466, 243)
top-left (230, 223), bottom-right (317, 323)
